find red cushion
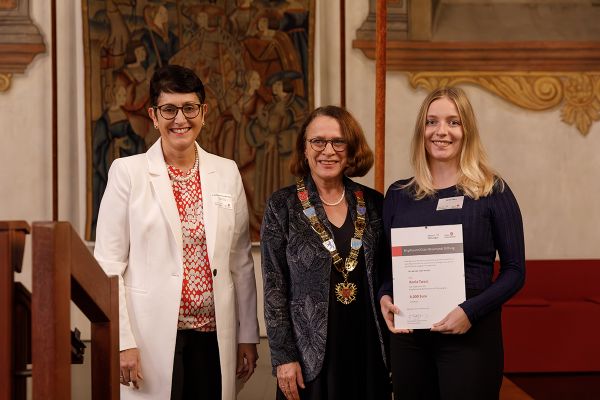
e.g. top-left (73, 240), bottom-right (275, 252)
top-left (505, 297), bottom-right (550, 307)
top-left (585, 296), bottom-right (600, 305)
top-left (503, 301), bottom-right (600, 372)
top-left (495, 259), bottom-right (600, 301)
top-left (497, 259), bottom-right (600, 372)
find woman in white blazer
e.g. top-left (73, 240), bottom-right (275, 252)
top-left (94, 65), bottom-right (259, 400)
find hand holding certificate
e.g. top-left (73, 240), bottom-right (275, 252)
top-left (391, 224), bottom-right (466, 329)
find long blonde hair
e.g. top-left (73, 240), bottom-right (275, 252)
top-left (405, 87), bottom-right (501, 199)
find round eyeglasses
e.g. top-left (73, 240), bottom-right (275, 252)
top-left (154, 103), bottom-right (205, 120)
top-left (307, 138), bottom-right (348, 152)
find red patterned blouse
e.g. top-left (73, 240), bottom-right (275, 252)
top-left (168, 159), bottom-right (216, 332)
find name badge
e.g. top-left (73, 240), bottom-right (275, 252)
top-left (212, 193), bottom-right (233, 210)
top-left (436, 196), bottom-right (464, 211)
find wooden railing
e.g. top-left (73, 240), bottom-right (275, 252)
top-left (31, 221), bottom-right (119, 400)
top-left (0, 221), bottom-right (30, 400)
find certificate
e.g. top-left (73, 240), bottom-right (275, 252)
top-left (391, 224), bottom-right (466, 329)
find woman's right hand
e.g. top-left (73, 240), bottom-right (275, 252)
top-left (276, 361), bottom-right (305, 400)
top-left (120, 348), bottom-right (144, 389)
top-left (380, 295), bottom-right (412, 334)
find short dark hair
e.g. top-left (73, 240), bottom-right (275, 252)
top-left (149, 64), bottom-right (206, 106)
top-left (289, 105), bottom-right (374, 178)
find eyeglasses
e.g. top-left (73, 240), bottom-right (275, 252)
top-left (307, 138), bottom-right (348, 152)
top-left (154, 103), bottom-right (205, 120)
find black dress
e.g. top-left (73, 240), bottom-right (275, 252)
top-left (277, 210), bottom-right (391, 399)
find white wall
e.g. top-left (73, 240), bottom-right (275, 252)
top-left (1, 0), bottom-right (599, 344)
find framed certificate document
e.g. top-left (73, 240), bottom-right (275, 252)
top-left (391, 224), bottom-right (466, 329)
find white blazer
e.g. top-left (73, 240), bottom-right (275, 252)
top-left (94, 140), bottom-right (259, 400)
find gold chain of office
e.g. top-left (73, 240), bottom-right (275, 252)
top-left (296, 178), bottom-right (367, 304)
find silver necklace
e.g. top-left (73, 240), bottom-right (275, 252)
top-left (319, 189), bottom-right (345, 206)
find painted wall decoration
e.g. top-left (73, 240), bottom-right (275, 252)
top-left (83, 0), bottom-right (314, 241)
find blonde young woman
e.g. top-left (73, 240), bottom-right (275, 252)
top-left (379, 87), bottom-right (525, 400)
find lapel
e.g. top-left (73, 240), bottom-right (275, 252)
top-left (198, 145), bottom-right (218, 263)
top-left (343, 176), bottom-right (360, 229)
top-left (344, 177), bottom-right (375, 276)
top-left (304, 175), bottom-right (331, 234)
top-left (147, 139), bottom-right (183, 258)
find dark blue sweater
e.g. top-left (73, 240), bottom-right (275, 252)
top-left (379, 179), bottom-right (525, 323)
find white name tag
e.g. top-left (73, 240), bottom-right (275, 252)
top-left (436, 196), bottom-right (464, 211)
top-left (212, 193), bottom-right (233, 210)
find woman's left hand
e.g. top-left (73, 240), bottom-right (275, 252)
top-left (236, 343), bottom-right (259, 382)
top-left (431, 307), bottom-right (472, 334)
top-left (380, 295), bottom-right (412, 334)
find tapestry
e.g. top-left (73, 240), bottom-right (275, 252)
top-left (84, 0), bottom-right (313, 241)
